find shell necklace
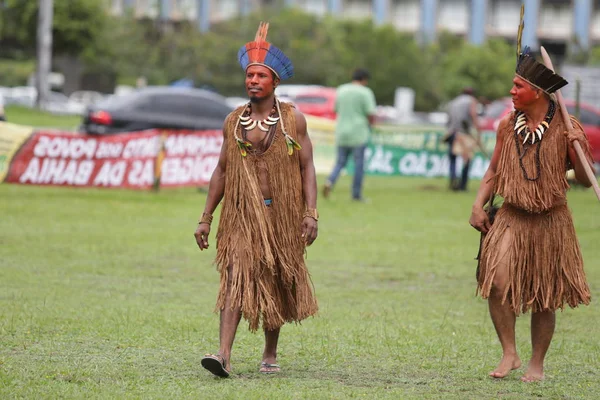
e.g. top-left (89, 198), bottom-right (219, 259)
top-left (512, 101), bottom-right (556, 181)
top-left (238, 102), bottom-right (279, 132)
top-left (513, 101), bottom-right (555, 145)
top-left (233, 98), bottom-right (302, 157)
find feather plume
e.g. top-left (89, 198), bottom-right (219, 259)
top-left (516, 4), bottom-right (524, 61)
top-left (237, 22), bottom-right (294, 80)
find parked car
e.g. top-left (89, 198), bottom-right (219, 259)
top-left (293, 87), bottom-right (337, 120)
top-left (80, 87), bottom-right (233, 135)
top-left (275, 84), bottom-right (323, 100)
top-left (69, 90), bottom-right (106, 107)
top-left (40, 91), bottom-right (87, 116)
top-left (478, 97), bottom-right (600, 163)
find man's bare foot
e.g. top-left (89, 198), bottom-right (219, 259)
top-left (489, 355), bottom-right (521, 378)
top-left (521, 364), bottom-right (544, 382)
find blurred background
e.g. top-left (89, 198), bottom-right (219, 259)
top-left (1, 0), bottom-right (600, 171)
top-left (1, 0), bottom-right (599, 119)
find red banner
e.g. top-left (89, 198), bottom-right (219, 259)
top-left (3, 129), bottom-right (222, 189)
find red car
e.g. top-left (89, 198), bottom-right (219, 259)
top-left (479, 97), bottom-right (600, 163)
top-left (293, 87), bottom-right (337, 120)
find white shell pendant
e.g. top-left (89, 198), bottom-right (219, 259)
top-left (535, 127), bottom-right (543, 141)
top-left (523, 131), bottom-right (530, 144)
top-left (238, 114), bottom-right (278, 131)
top-left (242, 120), bottom-right (257, 130)
top-left (257, 121), bottom-right (269, 132)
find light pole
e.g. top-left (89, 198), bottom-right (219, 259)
top-left (36, 0), bottom-right (54, 108)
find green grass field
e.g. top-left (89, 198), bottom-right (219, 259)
top-left (4, 106), bottom-right (81, 130)
top-left (1, 177), bottom-right (599, 399)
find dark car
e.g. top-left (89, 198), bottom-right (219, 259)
top-left (80, 87), bottom-right (233, 134)
top-left (479, 97), bottom-right (600, 163)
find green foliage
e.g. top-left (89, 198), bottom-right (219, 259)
top-left (438, 38), bottom-right (515, 102)
top-left (588, 46), bottom-right (600, 66)
top-left (81, 16), bottom-right (166, 85)
top-left (0, 0), bottom-right (107, 56)
top-left (0, 5), bottom-right (534, 110)
top-left (0, 59), bottom-right (35, 86)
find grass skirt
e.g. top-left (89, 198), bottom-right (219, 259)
top-left (477, 203), bottom-right (591, 313)
top-left (216, 207), bottom-right (318, 332)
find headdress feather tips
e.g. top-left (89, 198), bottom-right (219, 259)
top-left (237, 21), bottom-right (294, 81)
top-left (514, 5), bottom-right (567, 94)
top-left (516, 4), bottom-right (524, 63)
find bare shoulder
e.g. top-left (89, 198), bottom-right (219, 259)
top-left (293, 106), bottom-right (305, 121)
top-left (293, 107), bottom-right (307, 132)
top-left (495, 112), bottom-right (514, 139)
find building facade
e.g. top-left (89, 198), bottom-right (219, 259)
top-left (108, 0), bottom-right (600, 51)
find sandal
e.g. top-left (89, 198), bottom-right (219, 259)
top-left (259, 361), bottom-right (281, 374)
top-left (201, 354), bottom-right (230, 378)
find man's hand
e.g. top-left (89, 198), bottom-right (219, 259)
top-left (194, 223), bottom-right (211, 250)
top-left (564, 128), bottom-right (586, 148)
top-left (469, 206), bottom-right (491, 234)
top-left (301, 217), bottom-right (318, 246)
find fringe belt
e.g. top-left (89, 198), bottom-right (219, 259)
top-left (477, 202), bottom-right (591, 313)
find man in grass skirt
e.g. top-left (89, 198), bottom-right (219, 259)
top-left (194, 22), bottom-right (319, 378)
top-left (469, 7), bottom-right (594, 382)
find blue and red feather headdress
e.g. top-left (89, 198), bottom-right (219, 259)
top-left (237, 22), bottom-right (294, 81)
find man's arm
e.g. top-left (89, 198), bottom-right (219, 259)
top-left (470, 98), bottom-right (481, 136)
top-left (566, 118), bottom-right (595, 188)
top-left (194, 128), bottom-right (228, 250)
top-left (295, 108), bottom-right (318, 246)
top-left (469, 114), bottom-right (508, 233)
top-left (365, 88), bottom-right (377, 127)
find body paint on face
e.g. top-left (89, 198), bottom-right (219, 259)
top-left (510, 75), bottom-right (539, 111)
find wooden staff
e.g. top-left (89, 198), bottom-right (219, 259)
top-left (540, 46), bottom-right (600, 201)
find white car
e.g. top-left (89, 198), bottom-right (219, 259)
top-left (40, 92), bottom-right (87, 116)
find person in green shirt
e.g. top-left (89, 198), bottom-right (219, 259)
top-left (322, 68), bottom-right (377, 201)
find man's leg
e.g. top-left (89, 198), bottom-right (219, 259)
top-left (488, 231), bottom-right (521, 378)
top-left (323, 146), bottom-right (351, 198)
top-left (521, 311), bottom-right (555, 382)
top-left (448, 134), bottom-right (458, 189)
top-left (217, 266), bottom-right (242, 371)
top-left (459, 158), bottom-right (471, 191)
top-left (352, 144), bottom-right (366, 200)
top-left (260, 328), bottom-right (281, 373)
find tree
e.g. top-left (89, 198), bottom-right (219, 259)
top-left (0, 0), bottom-right (107, 56)
top-left (438, 38), bottom-right (515, 103)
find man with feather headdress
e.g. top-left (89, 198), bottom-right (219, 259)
top-left (469, 6), bottom-right (594, 382)
top-left (193, 22), bottom-right (319, 378)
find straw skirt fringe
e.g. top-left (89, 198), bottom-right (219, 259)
top-left (216, 207), bottom-right (318, 332)
top-left (477, 203), bottom-right (590, 313)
